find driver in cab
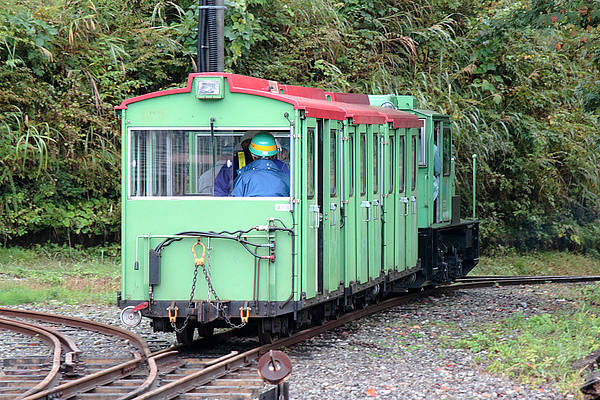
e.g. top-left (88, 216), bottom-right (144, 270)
top-left (231, 133), bottom-right (290, 197)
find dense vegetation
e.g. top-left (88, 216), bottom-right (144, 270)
top-left (1, 0), bottom-right (599, 253)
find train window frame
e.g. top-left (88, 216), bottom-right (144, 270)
top-left (443, 124), bottom-right (451, 177)
top-left (127, 127), bottom-right (292, 199)
top-left (360, 132), bottom-right (366, 196)
top-left (348, 134), bottom-right (354, 197)
top-left (398, 136), bottom-right (405, 193)
top-left (418, 120), bottom-right (427, 167)
top-left (330, 129), bottom-right (337, 197)
top-left (388, 135), bottom-right (394, 195)
top-left (373, 133), bottom-right (379, 195)
top-left (307, 127), bottom-right (315, 199)
top-left (411, 135), bottom-right (417, 191)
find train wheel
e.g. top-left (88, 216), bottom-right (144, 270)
top-left (258, 330), bottom-right (273, 344)
top-left (279, 318), bottom-right (292, 337)
top-left (175, 323), bottom-right (195, 346)
top-left (258, 325), bottom-right (273, 344)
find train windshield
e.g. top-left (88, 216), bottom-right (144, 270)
top-left (129, 129), bottom-right (291, 197)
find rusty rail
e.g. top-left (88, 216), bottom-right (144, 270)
top-left (124, 274), bottom-right (600, 399)
top-left (5, 275), bottom-right (600, 399)
top-left (452, 275), bottom-right (600, 290)
top-left (0, 317), bottom-right (62, 398)
top-left (0, 307), bottom-right (159, 400)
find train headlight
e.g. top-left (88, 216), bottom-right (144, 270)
top-left (196, 78), bottom-right (224, 99)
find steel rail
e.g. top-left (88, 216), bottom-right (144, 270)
top-left (40, 324), bottom-right (82, 372)
top-left (22, 350), bottom-right (178, 400)
top-left (8, 275), bottom-right (600, 399)
top-left (129, 274), bottom-right (600, 399)
top-left (451, 275), bottom-right (600, 289)
top-left (130, 296), bottom-right (429, 399)
top-left (0, 315), bottom-right (81, 370)
top-left (0, 317), bottom-right (62, 399)
top-left (0, 307), bottom-right (152, 356)
top-left (0, 307), bottom-right (160, 400)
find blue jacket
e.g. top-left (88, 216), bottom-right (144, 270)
top-left (231, 159), bottom-right (290, 197)
top-left (216, 159), bottom-right (289, 196)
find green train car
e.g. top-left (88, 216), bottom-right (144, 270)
top-left (116, 73), bottom-right (479, 343)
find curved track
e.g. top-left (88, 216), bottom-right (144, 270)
top-left (126, 275), bottom-right (600, 398)
top-left (2, 275), bottom-right (599, 399)
top-left (0, 307), bottom-right (159, 400)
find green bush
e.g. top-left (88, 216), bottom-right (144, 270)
top-left (0, 0), bottom-right (598, 253)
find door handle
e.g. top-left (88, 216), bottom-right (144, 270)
top-left (411, 196), bottom-right (417, 214)
top-left (309, 205), bottom-right (320, 228)
top-left (360, 201), bottom-right (371, 222)
top-left (330, 203), bottom-right (337, 226)
top-left (372, 200), bottom-right (380, 219)
top-left (400, 197), bottom-right (409, 216)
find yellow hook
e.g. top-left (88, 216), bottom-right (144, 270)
top-left (239, 307), bottom-right (251, 324)
top-left (192, 240), bottom-right (206, 266)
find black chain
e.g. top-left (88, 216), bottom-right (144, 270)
top-left (171, 262), bottom-right (199, 333)
top-left (202, 250), bottom-right (247, 329)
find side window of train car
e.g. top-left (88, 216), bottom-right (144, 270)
top-left (360, 133), bottom-right (366, 196)
top-left (388, 135), bottom-right (394, 195)
top-left (443, 124), bottom-right (451, 176)
top-left (349, 135), bottom-right (354, 197)
top-left (130, 130), bottom-right (191, 197)
top-left (398, 136), bottom-right (405, 193)
top-left (418, 121), bottom-right (427, 167)
top-left (411, 135), bottom-right (417, 191)
top-left (330, 129), bottom-right (337, 196)
top-left (307, 127), bottom-right (315, 199)
top-left (373, 133), bottom-right (379, 194)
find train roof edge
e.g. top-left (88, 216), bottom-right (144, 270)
top-left (368, 94), bottom-right (451, 119)
top-left (115, 73), bottom-right (423, 129)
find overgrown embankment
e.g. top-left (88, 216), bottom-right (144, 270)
top-left (1, 0), bottom-right (599, 253)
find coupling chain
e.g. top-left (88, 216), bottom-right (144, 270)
top-left (172, 261), bottom-right (199, 333)
top-left (202, 250), bottom-right (247, 329)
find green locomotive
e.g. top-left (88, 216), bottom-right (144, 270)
top-left (116, 73), bottom-right (479, 344)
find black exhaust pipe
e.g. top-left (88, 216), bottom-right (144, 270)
top-left (197, 0), bottom-right (225, 73)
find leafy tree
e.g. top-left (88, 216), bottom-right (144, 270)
top-left (0, 0), bottom-right (598, 254)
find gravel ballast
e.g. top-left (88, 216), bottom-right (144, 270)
top-left (286, 284), bottom-right (581, 400)
top-left (0, 284), bottom-right (587, 399)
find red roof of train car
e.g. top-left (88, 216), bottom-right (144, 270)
top-left (115, 73), bottom-right (423, 129)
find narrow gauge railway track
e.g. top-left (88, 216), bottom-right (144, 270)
top-left (453, 274), bottom-right (600, 288)
top-left (2, 275), bottom-right (600, 399)
top-left (0, 307), bottom-right (162, 400)
top-left (103, 274), bottom-right (600, 399)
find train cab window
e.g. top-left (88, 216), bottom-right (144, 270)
top-left (360, 133), bottom-right (366, 196)
top-left (388, 136), bottom-right (394, 195)
top-left (373, 133), bottom-right (379, 194)
top-left (398, 136), bottom-right (405, 193)
top-left (349, 135), bottom-right (354, 197)
top-left (443, 124), bottom-right (451, 176)
top-left (130, 129), bottom-right (291, 198)
top-left (307, 127), bottom-right (315, 199)
top-left (196, 134), bottom-right (245, 196)
top-left (131, 130), bottom-right (190, 197)
top-left (330, 129), bottom-right (337, 196)
top-left (418, 121), bottom-right (427, 167)
top-left (411, 136), bottom-right (417, 191)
